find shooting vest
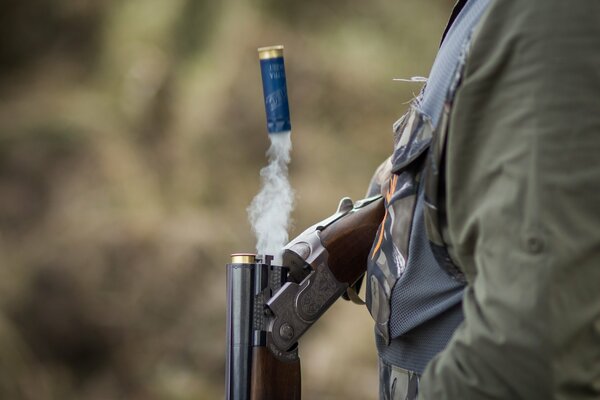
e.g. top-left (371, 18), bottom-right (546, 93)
top-left (365, 0), bottom-right (491, 379)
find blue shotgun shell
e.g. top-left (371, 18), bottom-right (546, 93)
top-left (258, 45), bottom-right (291, 134)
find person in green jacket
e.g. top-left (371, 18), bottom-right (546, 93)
top-left (419, 0), bottom-right (600, 398)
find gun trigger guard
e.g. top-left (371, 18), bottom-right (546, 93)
top-left (344, 286), bottom-right (366, 305)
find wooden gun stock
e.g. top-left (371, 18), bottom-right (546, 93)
top-left (250, 347), bottom-right (301, 400)
top-left (320, 196), bottom-right (385, 285)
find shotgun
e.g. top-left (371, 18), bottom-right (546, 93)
top-left (225, 194), bottom-right (385, 399)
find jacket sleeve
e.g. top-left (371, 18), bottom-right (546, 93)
top-left (420, 0), bottom-right (600, 398)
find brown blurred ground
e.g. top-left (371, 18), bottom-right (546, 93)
top-left (0, 0), bottom-right (451, 398)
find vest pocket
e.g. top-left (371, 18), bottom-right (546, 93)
top-left (366, 108), bottom-right (432, 343)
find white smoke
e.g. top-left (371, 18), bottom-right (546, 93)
top-left (247, 131), bottom-right (295, 264)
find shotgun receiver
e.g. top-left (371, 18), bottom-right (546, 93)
top-left (225, 194), bottom-right (384, 400)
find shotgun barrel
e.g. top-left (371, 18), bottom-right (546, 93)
top-left (225, 254), bottom-right (256, 399)
top-left (225, 254), bottom-right (300, 400)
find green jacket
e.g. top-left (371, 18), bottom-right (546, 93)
top-left (420, 0), bottom-right (600, 398)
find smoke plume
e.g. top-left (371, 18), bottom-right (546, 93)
top-left (247, 132), bottom-right (295, 264)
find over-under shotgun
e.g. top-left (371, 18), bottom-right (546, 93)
top-left (225, 195), bottom-right (384, 399)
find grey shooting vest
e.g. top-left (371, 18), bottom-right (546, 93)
top-left (365, 0), bottom-right (491, 375)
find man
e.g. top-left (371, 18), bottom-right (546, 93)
top-left (419, 0), bottom-right (600, 398)
top-left (365, 1), bottom-right (490, 398)
top-left (366, 0), bottom-right (600, 398)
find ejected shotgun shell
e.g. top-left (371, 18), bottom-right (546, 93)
top-left (258, 45), bottom-right (291, 134)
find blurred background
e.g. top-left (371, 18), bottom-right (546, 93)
top-left (0, 0), bottom-right (452, 398)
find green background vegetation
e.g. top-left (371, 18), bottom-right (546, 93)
top-left (0, 0), bottom-right (452, 398)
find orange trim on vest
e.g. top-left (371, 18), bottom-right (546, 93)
top-left (371, 175), bottom-right (398, 259)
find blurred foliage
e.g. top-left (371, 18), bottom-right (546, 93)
top-left (0, 0), bottom-right (451, 398)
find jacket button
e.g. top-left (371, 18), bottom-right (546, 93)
top-left (526, 236), bottom-right (544, 254)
